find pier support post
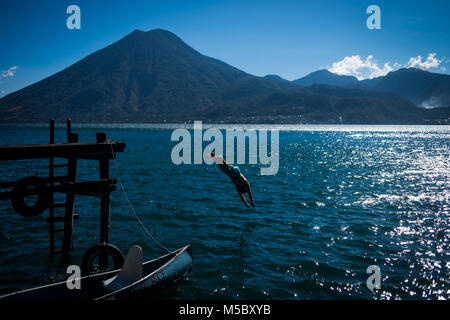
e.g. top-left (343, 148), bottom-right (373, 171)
top-left (49, 119), bottom-right (55, 255)
top-left (61, 119), bottom-right (78, 264)
top-left (97, 133), bottom-right (111, 269)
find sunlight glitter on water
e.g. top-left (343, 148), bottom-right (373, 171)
top-left (0, 125), bottom-right (449, 299)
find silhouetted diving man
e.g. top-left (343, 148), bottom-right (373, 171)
top-left (208, 152), bottom-right (255, 208)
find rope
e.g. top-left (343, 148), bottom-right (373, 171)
top-left (109, 143), bottom-right (171, 253)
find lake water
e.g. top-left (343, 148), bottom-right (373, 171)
top-left (0, 124), bottom-right (449, 300)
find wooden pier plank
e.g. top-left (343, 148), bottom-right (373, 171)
top-left (0, 141), bottom-right (126, 161)
top-left (0, 176), bottom-right (68, 189)
top-left (56, 179), bottom-right (117, 197)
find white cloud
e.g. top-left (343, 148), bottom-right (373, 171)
top-left (1, 66), bottom-right (18, 78)
top-left (328, 55), bottom-right (393, 80)
top-left (328, 53), bottom-right (445, 80)
top-left (406, 53), bottom-right (441, 70)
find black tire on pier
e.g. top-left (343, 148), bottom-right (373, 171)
top-left (11, 176), bottom-right (50, 217)
top-left (81, 243), bottom-right (124, 275)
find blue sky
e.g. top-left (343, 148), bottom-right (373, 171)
top-left (1, 0), bottom-right (449, 97)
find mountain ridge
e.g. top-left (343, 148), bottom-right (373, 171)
top-left (0, 29), bottom-right (448, 124)
top-left (293, 69), bottom-right (359, 87)
top-left (294, 67), bottom-right (450, 109)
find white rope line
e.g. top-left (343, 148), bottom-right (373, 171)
top-left (109, 143), bottom-right (171, 253)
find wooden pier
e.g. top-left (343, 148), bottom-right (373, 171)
top-left (0, 119), bottom-right (126, 270)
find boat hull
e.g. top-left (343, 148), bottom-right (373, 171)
top-left (0, 245), bottom-right (192, 300)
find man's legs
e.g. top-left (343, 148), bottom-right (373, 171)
top-left (248, 188), bottom-right (255, 207)
top-left (238, 192), bottom-right (250, 208)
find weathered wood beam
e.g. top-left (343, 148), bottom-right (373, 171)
top-left (98, 131), bottom-right (111, 269)
top-left (55, 179), bottom-right (117, 197)
top-left (0, 188), bottom-right (45, 200)
top-left (0, 176), bottom-right (68, 189)
top-left (49, 118), bottom-right (55, 255)
top-left (0, 179), bottom-right (117, 200)
top-left (61, 130), bottom-right (78, 264)
top-left (0, 141), bottom-right (126, 161)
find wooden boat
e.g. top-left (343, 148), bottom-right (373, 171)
top-left (0, 245), bottom-right (192, 300)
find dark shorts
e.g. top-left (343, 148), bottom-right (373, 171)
top-left (233, 177), bottom-right (248, 194)
top-left (220, 164), bottom-right (241, 179)
top-left (228, 166), bottom-right (241, 179)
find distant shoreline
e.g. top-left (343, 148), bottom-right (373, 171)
top-left (1, 123), bottom-right (449, 132)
